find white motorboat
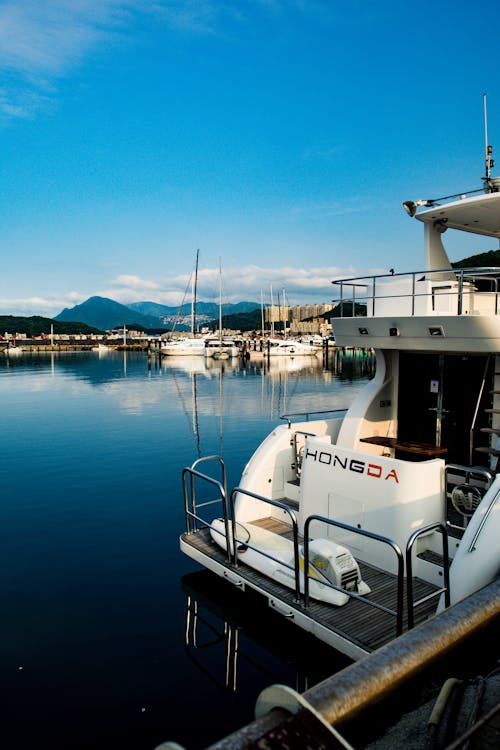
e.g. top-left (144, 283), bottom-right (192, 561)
top-left (4, 342), bottom-right (23, 355)
top-left (161, 337), bottom-right (206, 357)
top-left (181, 163), bottom-right (500, 659)
top-left (204, 338), bottom-right (240, 359)
top-left (266, 337), bottom-right (322, 357)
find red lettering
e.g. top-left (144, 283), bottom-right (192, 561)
top-left (385, 469), bottom-right (399, 483)
top-left (367, 463), bottom-right (382, 478)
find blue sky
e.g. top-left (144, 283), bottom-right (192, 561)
top-left (1, 0), bottom-right (500, 317)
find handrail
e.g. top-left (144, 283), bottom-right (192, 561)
top-left (280, 407), bottom-right (348, 428)
top-left (468, 488), bottom-right (500, 552)
top-left (228, 487), bottom-right (301, 601)
top-left (225, 493), bottom-right (406, 627)
top-left (190, 454), bottom-right (227, 495)
top-left (405, 522), bottom-right (450, 629)
top-left (332, 266), bottom-right (500, 286)
top-left (331, 266), bottom-right (500, 319)
top-left (469, 356), bottom-right (491, 464)
top-left (444, 464), bottom-right (493, 533)
top-left (445, 463), bottom-right (493, 488)
top-left (303, 515), bottom-right (405, 636)
top-left (182, 457), bottom-right (229, 559)
top-left (292, 430), bottom-right (316, 478)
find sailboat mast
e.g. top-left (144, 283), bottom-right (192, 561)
top-left (270, 284), bottom-right (275, 337)
top-left (283, 287), bottom-right (287, 339)
top-left (192, 249), bottom-right (199, 336)
top-left (219, 258), bottom-right (223, 343)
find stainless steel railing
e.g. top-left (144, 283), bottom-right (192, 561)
top-left (280, 407), bottom-right (348, 428)
top-left (303, 514), bottom-right (405, 636)
top-left (332, 266), bottom-right (500, 318)
top-left (405, 522), bottom-right (450, 629)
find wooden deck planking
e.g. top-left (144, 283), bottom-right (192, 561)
top-left (181, 524), bottom-right (440, 654)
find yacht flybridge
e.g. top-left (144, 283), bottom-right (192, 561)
top-left (180, 175), bottom-right (500, 660)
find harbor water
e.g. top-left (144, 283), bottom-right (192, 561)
top-left (0, 350), bottom-right (372, 750)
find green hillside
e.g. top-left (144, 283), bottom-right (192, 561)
top-left (0, 316), bottom-right (102, 336)
top-left (208, 308), bottom-right (262, 332)
top-left (452, 249), bottom-right (500, 269)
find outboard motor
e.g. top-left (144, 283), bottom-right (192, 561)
top-left (309, 538), bottom-right (371, 595)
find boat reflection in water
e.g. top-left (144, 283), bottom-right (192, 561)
top-left (181, 570), bottom-right (350, 697)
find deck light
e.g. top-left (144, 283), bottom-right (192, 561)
top-left (402, 199), bottom-right (434, 217)
top-left (403, 201), bottom-right (418, 217)
top-left (358, 327), bottom-right (369, 335)
top-left (389, 327), bottom-right (399, 336)
top-left (429, 326), bottom-right (444, 336)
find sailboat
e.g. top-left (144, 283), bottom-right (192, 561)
top-left (205, 261), bottom-right (239, 359)
top-left (161, 251), bottom-right (206, 357)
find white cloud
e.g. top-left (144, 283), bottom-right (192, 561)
top-left (0, 0), bottom-right (137, 117)
top-left (0, 292), bottom-right (87, 317)
top-left (112, 274), bottom-right (160, 290)
top-left (0, 2), bottom-right (215, 117)
top-left (0, 261), bottom-right (391, 316)
top-left (97, 262), bottom-right (390, 307)
top-left (0, 1), bottom-right (133, 75)
top-left (0, 1), bottom-right (323, 118)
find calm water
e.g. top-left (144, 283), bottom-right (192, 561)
top-left (0, 350), bottom-right (371, 750)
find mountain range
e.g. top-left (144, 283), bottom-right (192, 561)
top-left (21, 248), bottom-right (500, 334)
top-left (55, 296), bottom-right (260, 331)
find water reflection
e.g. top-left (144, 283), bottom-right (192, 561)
top-left (182, 570), bottom-right (350, 698)
top-left (0, 347), bottom-right (373, 750)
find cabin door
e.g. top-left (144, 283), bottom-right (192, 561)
top-left (397, 352), bottom-right (491, 464)
top-left (440, 354), bottom-right (491, 465)
top-left (398, 352), bottom-right (442, 448)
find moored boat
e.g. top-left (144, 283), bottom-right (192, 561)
top-left (3, 341), bottom-right (23, 355)
top-left (266, 337), bottom-right (322, 357)
top-left (204, 338), bottom-right (240, 359)
top-left (180, 158), bottom-right (500, 659)
top-left (161, 337), bottom-right (206, 356)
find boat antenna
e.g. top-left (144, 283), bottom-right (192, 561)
top-left (483, 93), bottom-right (495, 186)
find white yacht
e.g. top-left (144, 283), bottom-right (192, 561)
top-left (3, 342), bottom-right (23, 355)
top-left (204, 338), bottom-right (240, 359)
top-left (180, 171), bottom-right (500, 659)
top-left (266, 338), bottom-right (322, 357)
top-left (160, 337), bottom-right (206, 357)
top-left (91, 343), bottom-right (110, 353)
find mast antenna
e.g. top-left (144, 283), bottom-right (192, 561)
top-left (483, 93), bottom-right (494, 183)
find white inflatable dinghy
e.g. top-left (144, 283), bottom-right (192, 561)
top-left (210, 518), bottom-right (370, 606)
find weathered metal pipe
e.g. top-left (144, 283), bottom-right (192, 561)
top-left (201, 580), bottom-right (499, 749)
top-left (301, 578), bottom-right (500, 727)
top-left (298, 580), bottom-right (500, 725)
